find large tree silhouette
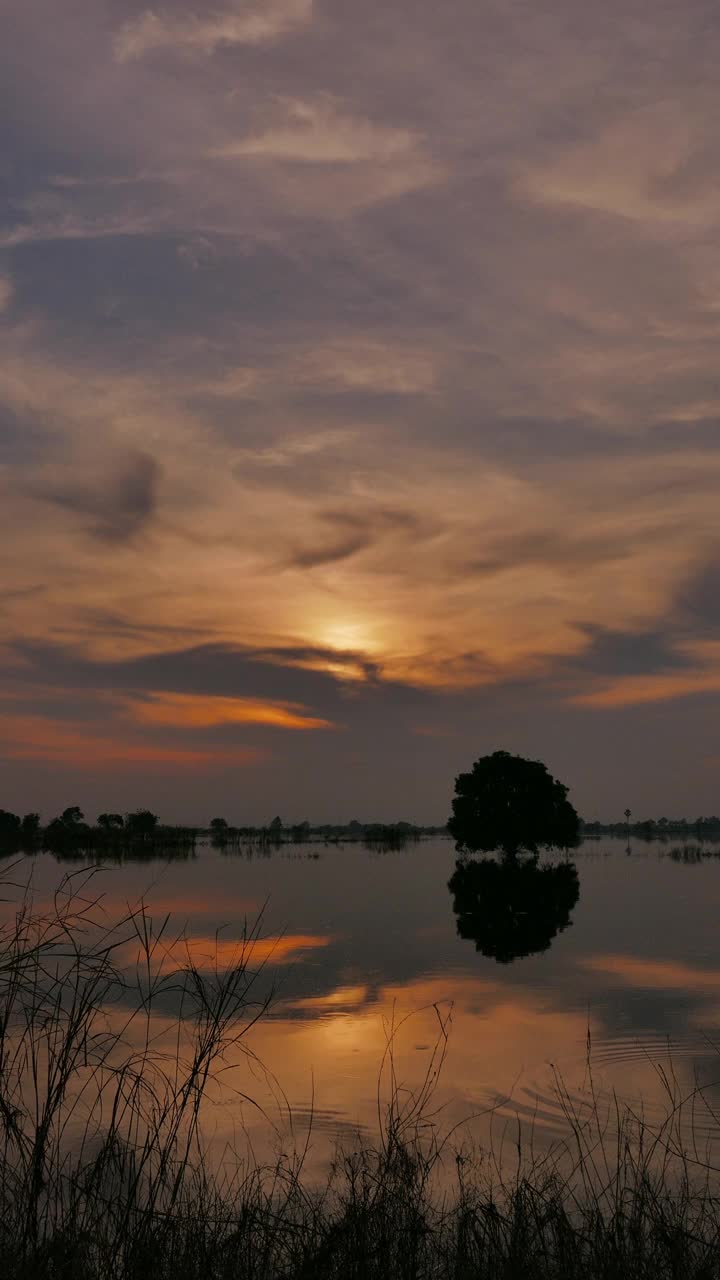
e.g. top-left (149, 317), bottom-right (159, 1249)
top-left (448, 751), bottom-right (579, 856)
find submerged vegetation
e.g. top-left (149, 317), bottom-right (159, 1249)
top-left (2, 798), bottom-right (719, 865)
top-left (582, 816), bottom-right (720, 839)
top-left (0, 807), bottom-right (196, 859)
top-left (0, 808), bottom-right (442, 861)
top-left (1, 870), bottom-right (720, 1278)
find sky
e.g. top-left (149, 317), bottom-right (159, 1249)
top-left (2, 0), bottom-right (720, 824)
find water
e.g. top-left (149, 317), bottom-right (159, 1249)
top-left (6, 836), bottom-right (720, 1166)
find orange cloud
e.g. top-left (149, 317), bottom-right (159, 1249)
top-left (125, 691), bottom-right (335, 730)
top-left (0, 714), bottom-right (268, 770)
top-left (570, 671), bottom-right (720, 708)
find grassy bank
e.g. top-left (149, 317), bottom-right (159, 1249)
top-left (1, 870), bottom-right (719, 1279)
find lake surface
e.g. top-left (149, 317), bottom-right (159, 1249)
top-left (7, 836), bottom-right (720, 1169)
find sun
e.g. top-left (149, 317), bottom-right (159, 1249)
top-left (320, 620), bottom-right (376, 652)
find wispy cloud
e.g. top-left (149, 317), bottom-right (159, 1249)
top-left (208, 340), bottom-right (440, 397)
top-left (0, 277), bottom-right (14, 312)
top-left (0, 714), bottom-right (268, 769)
top-left (0, 205), bottom-right (167, 249)
top-left (5, 0), bottom-right (720, 815)
top-left (125, 691), bottom-right (335, 730)
top-left (519, 99), bottom-right (720, 230)
top-left (34, 451), bottom-right (161, 543)
top-left (570, 670), bottom-right (720, 709)
top-left (212, 99), bottom-right (416, 165)
top-left (114, 0), bottom-right (313, 61)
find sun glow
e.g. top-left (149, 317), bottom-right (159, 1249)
top-left (318, 620), bottom-right (379, 653)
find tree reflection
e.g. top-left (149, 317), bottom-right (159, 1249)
top-left (448, 855), bottom-right (580, 963)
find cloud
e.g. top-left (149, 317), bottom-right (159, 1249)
top-left (2, 639), bottom-right (382, 715)
top-left (563, 621), bottom-right (720, 708)
top-left (125, 690), bottom-right (336, 730)
top-left (207, 98), bottom-right (440, 213)
top-left (114, 0), bottom-right (313, 61)
top-left (0, 713), bottom-right (268, 769)
top-left (287, 529), bottom-right (371, 570)
top-left (212, 99), bottom-right (416, 165)
top-left (282, 506), bottom-right (421, 570)
top-left (676, 557), bottom-right (720, 631)
top-left (5, 0), bottom-right (720, 816)
top-left (570, 670), bottom-right (720, 710)
top-left (519, 100), bottom-right (720, 230)
top-left (3, 378), bottom-right (719, 691)
top-left (289, 342), bottom-right (438, 394)
top-left (463, 528), bottom-right (632, 578)
top-left (36, 451), bottom-right (160, 543)
top-left (0, 211), bottom-right (164, 250)
top-left (569, 625), bottom-right (693, 678)
top-left (208, 341), bottom-right (440, 401)
top-left (0, 278), bottom-right (14, 312)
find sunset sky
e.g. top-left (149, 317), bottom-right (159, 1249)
top-left (2, 0), bottom-right (720, 823)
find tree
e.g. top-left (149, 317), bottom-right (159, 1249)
top-left (210, 817), bottom-right (229, 846)
top-left (0, 810), bottom-right (21, 842)
top-left (125, 810), bottom-right (159, 839)
top-left (61, 806), bottom-right (85, 827)
top-left (20, 813), bottom-right (41, 839)
top-left (269, 816), bottom-right (283, 830)
top-left (448, 750), bottom-right (579, 856)
top-left (45, 807), bottom-right (91, 849)
top-left (97, 813), bottom-right (124, 831)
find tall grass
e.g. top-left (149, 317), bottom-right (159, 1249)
top-left (1, 865), bottom-right (719, 1278)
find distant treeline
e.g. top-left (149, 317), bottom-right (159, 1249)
top-left (581, 816), bottom-right (720, 839)
top-left (207, 817), bottom-right (447, 848)
top-left (0, 807), bottom-right (446, 858)
top-left (0, 807), bottom-right (197, 859)
top-left (4, 804), bottom-right (720, 857)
